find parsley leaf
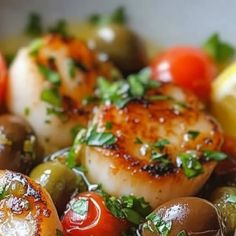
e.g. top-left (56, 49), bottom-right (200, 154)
top-left (178, 152), bottom-right (203, 179)
top-left (84, 126), bottom-right (117, 147)
top-left (203, 33), bottom-right (235, 63)
top-left (48, 19), bottom-right (69, 37)
top-left (89, 6), bottom-right (126, 25)
top-left (225, 194), bottom-right (236, 204)
top-left (71, 197), bottom-right (88, 218)
top-left (97, 187), bottom-right (152, 225)
top-left (203, 150), bottom-right (227, 161)
top-left (105, 122), bottom-right (113, 130)
top-left (67, 58), bottom-right (77, 79)
top-left (38, 64), bottom-right (61, 86)
top-left (143, 212), bottom-right (172, 236)
top-left (135, 137), bottom-right (143, 144)
top-left (154, 139), bottom-right (170, 151)
top-left (186, 130), bottom-right (200, 140)
top-left (25, 13), bottom-right (43, 37)
top-left (97, 68), bottom-right (160, 109)
top-left (41, 88), bottom-right (62, 107)
top-left (177, 230), bottom-right (187, 236)
top-left (28, 38), bottom-right (44, 56)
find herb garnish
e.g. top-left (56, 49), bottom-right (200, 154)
top-left (25, 13), bottom-right (43, 37)
top-left (41, 88), bottom-right (62, 107)
top-left (89, 6), bottom-right (126, 25)
top-left (67, 126), bottom-right (117, 168)
top-left (97, 68), bottom-right (160, 108)
top-left (71, 197), bottom-right (89, 219)
top-left (0, 185), bottom-right (6, 200)
top-left (225, 194), bottom-right (236, 204)
top-left (203, 150), bottom-right (227, 161)
top-left (143, 212), bottom-right (172, 236)
top-left (177, 152), bottom-right (203, 179)
top-left (48, 19), bottom-right (69, 37)
top-left (135, 137), bottom-right (143, 144)
top-left (24, 107), bottom-right (31, 117)
top-left (67, 58), bottom-right (77, 79)
top-left (38, 64), bottom-right (61, 86)
top-left (203, 33), bottom-right (235, 63)
top-left (105, 122), bottom-right (113, 130)
top-left (177, 230), bottom-right (187, 236)
top-left (154, 139), bottom-right (170, 151)
top-left (28, 38), bottom-right (43, 56)
top-left (97, 187), bottom-right (152, 225)
top-left (186, 130), bottom-right (200, 140)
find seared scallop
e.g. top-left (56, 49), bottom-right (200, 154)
top-left (7, 35), bottom-right (118, 154)
top-left (78, 81), bottom-right (223, 208)
top-left (0, 170), bottom-right (62, 236)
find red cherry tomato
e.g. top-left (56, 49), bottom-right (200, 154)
top-left (150, 47), bottom-right (217, 102)
top-left (61, 192), bottom-right (128, 236)
top-left (0, 54), bottom-right (8, 107)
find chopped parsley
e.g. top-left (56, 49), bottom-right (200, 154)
top-left (177, 152), bottom-right (203, 179)
top-left (67, 126), bottom-right (117, 168)
top-left (89, 6), bottom-right (126, 25)
top-left (135, 137), bottom-right (143, 144)
top-left (85, 127), bottom-right (116, 147)
top-left (0, 185), bottom-right (6, 200)
top-left (203, 150), bottom-right (227, 161)
top-left (23, 135), bottom-right (36, 154)
top-left (97, 68), bottom-right (160, 108)
top-left (0, 131), bottom-right (12, 146)
top-left (38, 64), bottom-right (61, 86)
top-left (25, 13), bottom-right (43, 37)
top-left (71, 197), bottom-right (89, 219)
top-left (28, 38), bottom-right (43, 56)
top-left (225, 194), bottom-right (236, 204)
top-left (105, 122), bottom-right (113, 130)
top-left (67, 58), bottom-right (77, 79)
top-left (41, 88), bottom-right (62, 107)
top-left (48, 19), bottom-right (69, 37)
top-left (97, 187), bottom-right (152, 225)
top-left (177, 230), bottom-right (187, 236)
top-left (70, 124), bottom-right (84, 140)
top-left (24, 107), bottom-right (31, 117)
top-left (154, 139), bottom-right (170, 151)
top-left (186, 130), bottom-right (200, 140)
top-left (203, 33), bottom-right (235, 63)
top-left (143, 212), bottom-right (172, 236)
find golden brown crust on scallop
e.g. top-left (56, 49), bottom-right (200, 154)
top-left (0, 170), bottom-right (62, 236)
top-left (81, 83), bottom-right (223, 208)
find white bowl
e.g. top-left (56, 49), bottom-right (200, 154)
top-left (0, 0), bottom-right (235, 47)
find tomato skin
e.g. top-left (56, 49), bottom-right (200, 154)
top-left (150, 47), bottom-right (217, 102)
top-left (0, 54), bottom-right (7, 108)
top-left (61, 192), bottom-right (128, 236)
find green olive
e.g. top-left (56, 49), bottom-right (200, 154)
top-left (142, 197), bottom-right (223, 236)
top-left (210, 186), bottom-right (236, 235)
top-left (30, 161), bottom-right (84, 215)
top-left (79, 23), bottom-right (147, 75)
top-left (0, 114), bottom-right (42, 174)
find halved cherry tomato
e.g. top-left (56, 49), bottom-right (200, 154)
top-left (150, 47), bottom-right (217, 102)
top-left (0, 54), bottom-right (8, 108)
top-left (61, 192), bottom-right (128, 236)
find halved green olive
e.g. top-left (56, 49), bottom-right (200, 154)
top-left (142, 197), bottom-right (224, 236)
top-left (30, 161), bottom-right (85, 215)
top-left (210, 186), bottom-right (236, 235)
top-left (79, 23), bottom-right (147, 75)
top-left (0, 114), bottom-right (41, 174)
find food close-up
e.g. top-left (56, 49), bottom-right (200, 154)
top-left (0, 1), bottom-right (236, 235)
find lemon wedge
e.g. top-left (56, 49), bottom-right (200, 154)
top-left (211, 62), bottom-right (236, 138)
